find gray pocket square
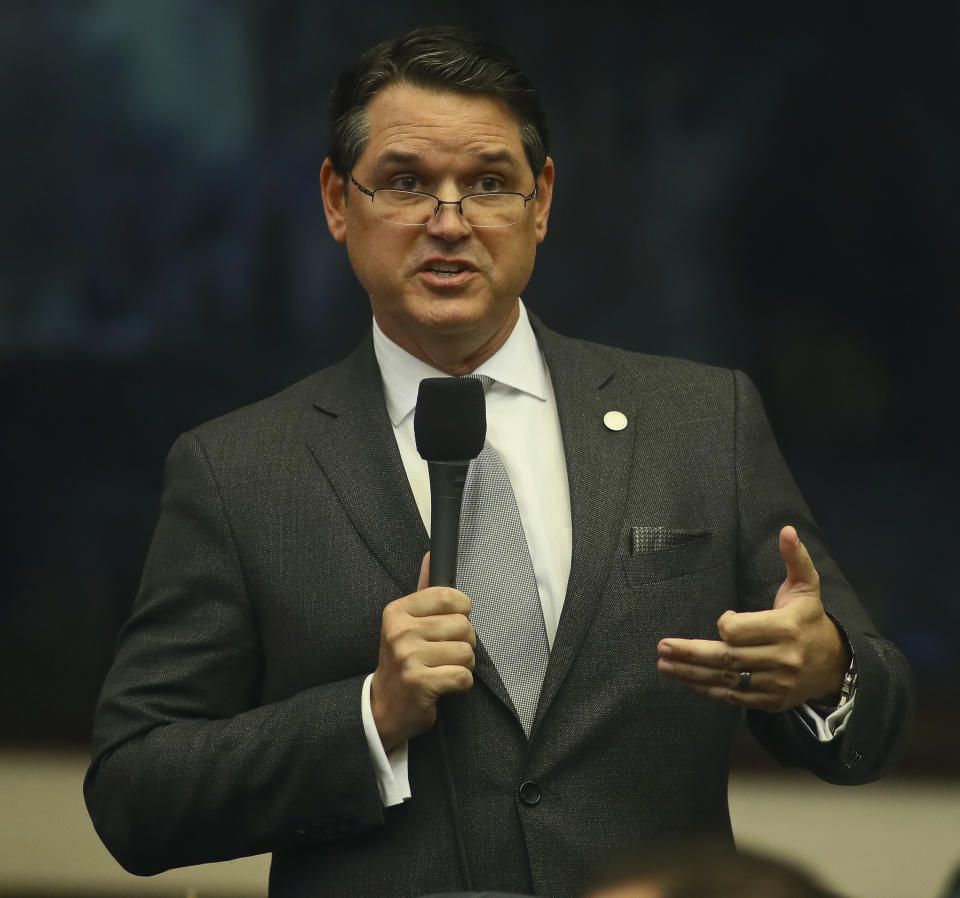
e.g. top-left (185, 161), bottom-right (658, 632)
top-left (629, 525), bottom-right (711, 555)
top-left (621, 526), bottom-right (719, 586)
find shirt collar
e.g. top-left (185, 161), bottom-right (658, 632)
top-left (372, 299), bottom-right (549, 427)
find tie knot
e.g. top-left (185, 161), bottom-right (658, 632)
top-left (463, 373), bottom-right (493, 392)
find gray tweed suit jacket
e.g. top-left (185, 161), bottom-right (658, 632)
top-left (84, 315), bottom-right (913, 898)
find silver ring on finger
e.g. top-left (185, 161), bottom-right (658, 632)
top-left (737, 671), bottom-right (752, 692)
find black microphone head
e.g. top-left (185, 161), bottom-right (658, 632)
top-left (414, 376), bottom-right (487, 461)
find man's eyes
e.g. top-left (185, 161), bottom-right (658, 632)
top-left (472, 176), bottom-right (505, 193)
top-left (388, 175), bottom-right (422, 192)
top-left (385, 175), bottom-right (507, 194)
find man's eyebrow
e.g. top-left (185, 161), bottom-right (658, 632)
top-left (473, 149), bottom-right (523, 168)
top-left (368, 148), bottom-right (524, 174)
top-left (370, 150), bottom-right (423, 172)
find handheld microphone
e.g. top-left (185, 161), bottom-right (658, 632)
top-left (414, 377), bottom-right (486, 588)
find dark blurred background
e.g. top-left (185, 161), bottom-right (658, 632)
top-left (1, 0), bottom-right (957, 773)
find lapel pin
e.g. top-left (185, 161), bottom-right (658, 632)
top-left (603, 410), bottom-right (628, 432)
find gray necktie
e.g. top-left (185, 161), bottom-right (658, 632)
top-left (456, 375), bottom-right (550, 736)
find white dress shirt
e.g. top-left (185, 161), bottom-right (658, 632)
top-left (360, 300), bottom-right (852, 806)
top-left (363, 301), bottom-right (570, 804)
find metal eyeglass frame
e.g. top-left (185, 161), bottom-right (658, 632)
top-left (349, 173), bottom-right (538, 228)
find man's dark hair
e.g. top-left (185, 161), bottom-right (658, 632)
top-left (327, 25), bottom-right (549, 178)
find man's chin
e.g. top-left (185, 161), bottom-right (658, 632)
top-left (407, 293), bottom-right (509, 334)
top-left (373, 294), bottom-right (519, 372)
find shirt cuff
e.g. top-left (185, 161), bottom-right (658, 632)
top-left (795, 691), bottom-right (856, 742)
top-left (361, 673), bottom-right (412, 806)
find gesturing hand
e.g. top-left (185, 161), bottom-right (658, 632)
top-left (371, 553), bottom-right (477, 752)
top-left (656, 526), bottom-right (849, 712)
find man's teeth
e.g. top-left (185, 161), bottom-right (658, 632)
top-left (427, 264), bottom-right (465, 276)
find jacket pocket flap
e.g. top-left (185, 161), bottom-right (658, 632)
top-left (620, 526), bottom-right (718, 585)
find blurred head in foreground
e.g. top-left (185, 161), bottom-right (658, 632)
top-left (586, 841), bottom-right (844, 898)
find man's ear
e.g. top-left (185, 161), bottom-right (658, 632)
top-left (534, 156), bottom-right (555, 244)
top-left (320, 158), bottom-right (347, 243)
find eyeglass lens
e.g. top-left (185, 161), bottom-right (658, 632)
top-left (372, 190), bottom-right (524, 227)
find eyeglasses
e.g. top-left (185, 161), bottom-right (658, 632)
top-left (349, 174), bottom-right (538, 228)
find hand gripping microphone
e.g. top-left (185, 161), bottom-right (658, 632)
top-left (414, 377), bottom-right (486, 588)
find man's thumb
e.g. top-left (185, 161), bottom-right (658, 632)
top-left (417, 552), bottom-right (431, 592)
top-left (778, 525), bottom-right (819, 593)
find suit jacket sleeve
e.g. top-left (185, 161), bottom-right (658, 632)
top-left (83, 431), bottom-right (386, 875)
top-left (731, 370), bottom-right (914, 783)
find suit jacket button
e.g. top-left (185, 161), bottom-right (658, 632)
top-left (518, 780), bottom-right (542, 806)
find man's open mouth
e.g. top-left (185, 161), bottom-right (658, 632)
top-left (424, 262), bottom-right (472, 278)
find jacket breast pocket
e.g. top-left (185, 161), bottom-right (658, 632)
top-left (619, 526), bottom-right (721, 586)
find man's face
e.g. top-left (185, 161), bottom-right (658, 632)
top-left (321, 83), bottom-right (554, 372)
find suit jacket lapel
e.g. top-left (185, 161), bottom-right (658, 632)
top-left (305, 333), bottom-right (429, 598)
top-left (530, 317), bottom-right (641, 728)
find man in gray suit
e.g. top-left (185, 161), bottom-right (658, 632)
top-left (85, 26), bottom-right (912, 898)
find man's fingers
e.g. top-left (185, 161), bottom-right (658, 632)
top-left (417, 640), bottom-right (476, 671)
top-left (714, 604), bottom-right (816, 646)
top-left (658, 650), bottom-right (804, 712)
top-left (401, 585), bottom-right (472, 618)
top-left (658, 638), bottom-right (792, 673)
top-left (382, 602), bottom-right (476, 654)
top-left (405, 613), bottom-right (476, 647)
top-left (659, 659), bottom-right (766, 690)
top-left (426, 664), bottom-right (475, 694)
top-left (778, 525), bottom-right (819, 591)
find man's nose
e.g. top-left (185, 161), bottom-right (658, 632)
top-left (424, 200), bottom-right (472, 241)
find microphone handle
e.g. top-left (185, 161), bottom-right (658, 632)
top-left (427, 460), bottom-right (471, 588)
